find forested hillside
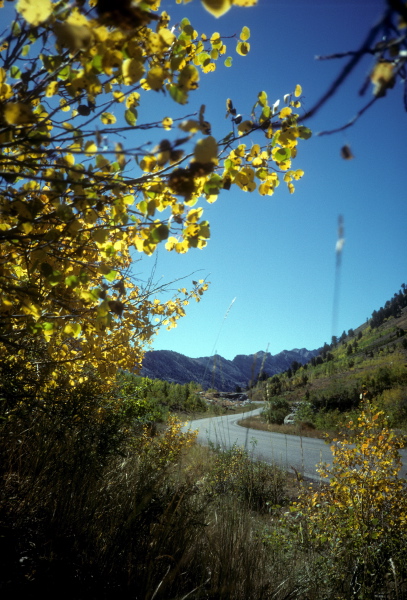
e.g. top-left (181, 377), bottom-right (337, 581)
top-left (257, 286), bottom-right (407, 431)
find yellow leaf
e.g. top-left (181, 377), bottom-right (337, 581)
top-left (279, 107), bottom-right (292, 118)
top-left (178, 64), bottom-right (199, 90)
top-left (236, 41), bottom-right (250, 56)
top-left (201, 0), bottom-right (232, 18)
top-left (371, 61), bottom-right (396, 96)
top-left (21, 222), bottom-right (33, 234)
top-left (175, 240), bottom-right (189, 254)
top-left (45, 81), bottom-right (59, 97)
top-left (113, 91), bottom-right (126, 103)
top-left (84, 141), bottom-right (97, 154)
top-left (146, 65), bottom-right (167, 91)
top-left (122, 58), bottom-right (145, 85)
top-left (126, 92), bottom-right (140, 109)
top-left (179, 119), bottom-right (201, 133)
top-left (240, 26), bottom-right (250, 41)
top-left (3, 102), bottom-right (35, 125)
top-left (16, 0), bottom-right (52, 26)
top-left (59, 98), bottom-right (70, 112)
top-left (294, 84), bottom-right (302, 97)
top-left (186, 207), bottom-right (204, 223)
top-left (159, 28), bottom-right (176, 47)
top-left (237, 120), bottom-right (253, 135)
top-left (21, 302), bottom-right (41, 319)
top-left (202, 62), bottom-right (216, 74)
top-left (64, 153), bottom-right (75, 166)
top-left (140, 156), bottom-right (157, 172)
top-left (64, 323), bottom-right (82, 338)
top-left (0, 82), bottom-right (13, 100)
top-left (162, 117), bottom-right (173, 130)
top-left (100, 112), bottom-right (116, 125)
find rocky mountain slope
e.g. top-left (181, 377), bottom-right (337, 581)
top-left (140, 347), bottom-right (319, 391)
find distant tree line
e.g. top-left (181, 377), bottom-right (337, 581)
top-left (118, 372), bottom-right (207, 422)
top-left (370, 284), bottom-right (407, 328)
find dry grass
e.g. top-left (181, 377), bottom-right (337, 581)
top-left (239, 414), bottom-right (329, 439)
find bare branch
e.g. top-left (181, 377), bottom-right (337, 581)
top-left (301, 7), bottom-right (393, 123)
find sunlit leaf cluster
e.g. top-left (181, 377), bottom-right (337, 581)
top-left (221, 89), bottom-right (310, 196)
top-left (0, 0), bottom-right (309, 382)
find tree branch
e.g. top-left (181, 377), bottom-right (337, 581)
top-left (301, 7), bottom-right (392, 123)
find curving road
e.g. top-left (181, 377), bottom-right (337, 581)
top-left (183, 405), bottom-right (407, 482)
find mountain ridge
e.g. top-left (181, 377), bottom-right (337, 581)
top-left (140, 347), bottom-right (319, 391)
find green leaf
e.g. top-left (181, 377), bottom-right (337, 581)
top-left (137, 200), bottom-right (148, 215)
top-left (297, 126), bottom-right (312, 140)
top-left (92, 54), bottom-right (103, 73)
top-left (199, 221), bottom-right (210, 238)
top-left (41, 262), bottom-right (62, 286)
top-left (169, 85), bottom-right (188, 105)
top-left (258, 91), bottom-right (268, 107)
top-left (64, 322), bottom-right (81, 338)
top-left (10, 66), bottom-right (22, 79)
top-left (105, 269), bottom-right (118, 282)
top-left (12, 21), bottom-right (21, 36)
top-left (274, 147), bottom-right (291, 162)
top-left (198, 52), bottom-right (211, 66)
top-left (224, 56), bottom-right (233, 67)
top-left (150, 224), bottom-right (169, 243)
top-left (124, 108), bottom-right (137, 127)
top-left (260, 106), bottom-right (271, 122)
top-left (204, 174), bottom-right (223, 196)
top-left (57, 65), bottom-right (70, 81)
top-left (65, 275), bottom-right (79, 288)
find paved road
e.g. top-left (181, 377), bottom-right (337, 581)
top-left (183, 405), bottom-right (407, 482)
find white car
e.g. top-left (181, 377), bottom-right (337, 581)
top-left (283, 413), bottom-right (296, 425)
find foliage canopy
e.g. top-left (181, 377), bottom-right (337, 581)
top-left (0, 0), bottom-right (310, 383)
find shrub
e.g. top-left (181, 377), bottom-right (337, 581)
top-left (292, 401), bottom-right (407, 598)
top-left (294, 400), bottom-right (315, 424)
top-left (263, 397), bottom-right (291, 425)
top-left (0, 351), bottom-right (201, 598)
top-left (205, 443), bottom-right (286, 512)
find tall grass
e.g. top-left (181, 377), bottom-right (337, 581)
top-left (0, 355), bottom-right (292, 599)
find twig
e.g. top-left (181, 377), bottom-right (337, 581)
top-left (301, 7), bottom-right (392, 123)
top-left (317, 96), bottom-right (378, 136)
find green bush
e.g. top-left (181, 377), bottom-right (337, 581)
top-left (263, 397), bottom-right (291, 425)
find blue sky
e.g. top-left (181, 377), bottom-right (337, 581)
top-left (136, 0), bottom-right (406, 360)
top-left (3, 0), bottom-right (405, 361)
